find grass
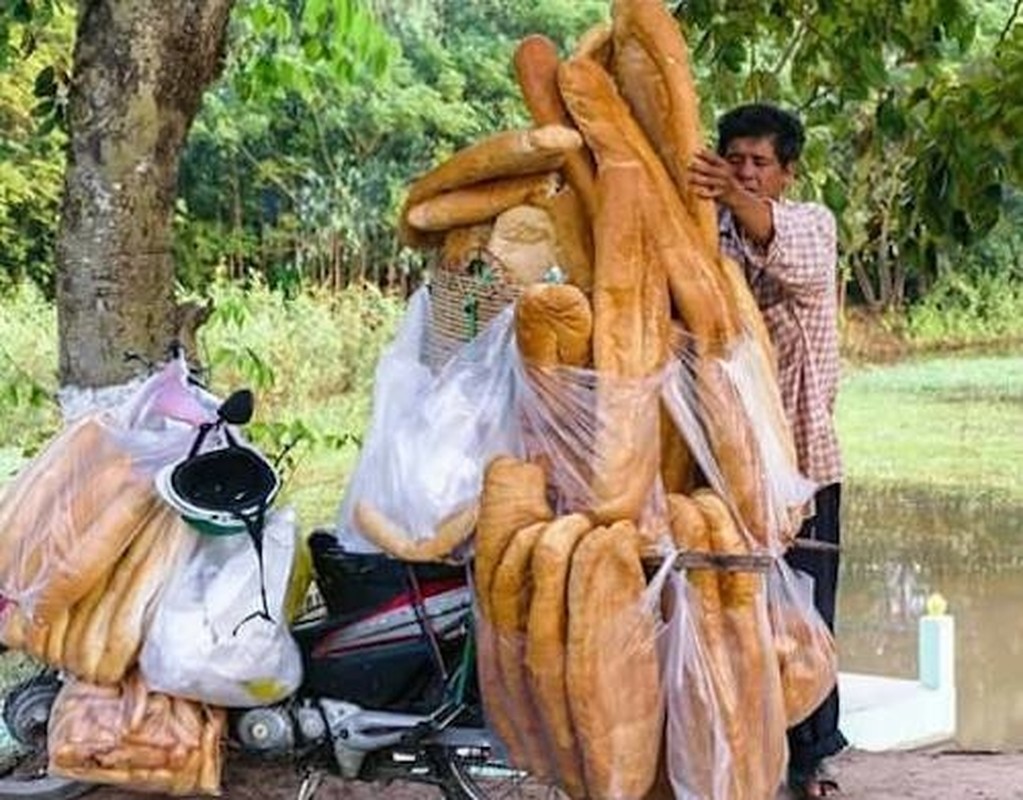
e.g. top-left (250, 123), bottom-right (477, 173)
top-left (836, 353), bottom-right (1023, 503)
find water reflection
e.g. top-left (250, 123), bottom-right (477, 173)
top-left (838, 482), bottom-right (1023, 749)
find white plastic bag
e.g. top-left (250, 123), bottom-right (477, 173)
top-left (336, 287), bottom-right (525, 553)
top-left (0, 355), bottom-right (218, 623)
top-left (139, 508), bottom-right (302, 707)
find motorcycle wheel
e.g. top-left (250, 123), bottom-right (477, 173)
top-left (0, 651), bottom-right (91, 800)
top-left (428, 746), bottom-right (568, 800)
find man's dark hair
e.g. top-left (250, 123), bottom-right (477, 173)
top-left (716, 103), bottom-right (806, 166)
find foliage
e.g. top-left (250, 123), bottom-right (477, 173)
top-left (194, 276), bottom-right (404, 521)
top-left (173, 0), bottom-right (607, 291)
top-left (0, 279), bottom-right (404, 522)
top-left (2, 0), bottom-right (1021, 329)
top-left (677, 0), bottom-right (1023, 311)
top-left (0, 6), bottom-right (71, 295)
top-left (0, 0), bottom-right (60, 69)
top-left (0, 282), bottom-right (60, 462)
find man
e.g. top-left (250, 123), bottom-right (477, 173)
top-left (688, 103), bottom-right (847, 798)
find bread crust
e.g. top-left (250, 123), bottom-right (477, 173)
top-left (474, 456), bottom-right (552, 622)
top-left (399, 125), bottom-right (583, 249)
top-left (490, 521), bottom-right (553, 780)
top-left (515, 283), bottom-right (593, 369)
top-left (611, 0), bottom-right (718, 255)
top-left (566, 521), bottom-right (660, 799)
top-left (406, 173), bottom-right (559, 233)
top-left (524, 513), bottom-right (592, 798)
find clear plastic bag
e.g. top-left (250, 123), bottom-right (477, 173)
top-left (139, 508), bottom-right (302, 707)
top-left (48, 672), bottom-right (225, 796)
top-left (661, 329), bottom-right (816, 552)
top-left (336, 287), bottom-right (525, 555)
top-left (0, 357), bottom-right (217, 624)
top-left (0, 505), bottom-right (195, 686)
top-left (515, 362), bottom-right (668, 545)
top-left (664, 562), bottom-right (789, 800)
top-left (767, 559), bottom-right (838, 726)
top-left (474, 509), bottom-right (672, 800)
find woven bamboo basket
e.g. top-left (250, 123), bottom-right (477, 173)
top-left (424, 248), bottom-right (523, 370)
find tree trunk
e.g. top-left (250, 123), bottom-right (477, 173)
top-left (56, 0), bottom-right (234, 387)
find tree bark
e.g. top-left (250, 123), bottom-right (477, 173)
top-left (56, 0), bottom-right (234, 387)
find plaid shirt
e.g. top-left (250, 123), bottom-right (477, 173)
top-left (720, 199), bottom-right (843, 485)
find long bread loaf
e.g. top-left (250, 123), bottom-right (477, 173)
top-left (490, 521), bottom-right (553, 780)
top-left (474, 456), bottom-right (553, 621)
top-left (399, 124), bottom-right (584, 249)
top-left (524, 513), bottom-right (592, 798)
top-left (611, 0), bottom-right (718, 256)
top-left (513, 35), bottom-right (599, 222)
top-left (406, 172), bottom-right (559, 232)
top-left (566, 521), bottom-right (661, 799)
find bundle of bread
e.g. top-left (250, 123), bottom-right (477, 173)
top-left (0, 416), bottom-right (161, 623)
top-left (665, 491), bottom-right (788, 800)
top-left (48, 672), bottom-right (224, 796)
top-left (0, 414), bottom-right (196, 684)
top-left (366, 0), bottom-right (822, 797)
top-left (474, 456), bottom-right (663, 800)
top-left (389, 0), bottom-right (800, 551)
top-left (1, 503), bottom-right (195, 685)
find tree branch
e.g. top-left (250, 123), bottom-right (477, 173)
top-left (997, 0), bottom-right (1022, 50)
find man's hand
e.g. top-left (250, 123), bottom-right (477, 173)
top-left (688, 148), bottom-right (745, 207)
top-left (688, 147), bottom-right (774, 245)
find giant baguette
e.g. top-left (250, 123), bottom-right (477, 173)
top-left (94, 508), bottom-right (195, 685)
top-left (0, 417), bottom-right (108, 584)
top-left (587, 160), bottom-right (668, 525)
top-left (611, 0), bottom-right (718, 256)
top-left (490, 521), bottom-right (552, 780)
top-left (513, 35), bottom-right (599, 222)
top-left (696, 489), bottom-right (787, 799)
top-left (406, 172), bottom-right (559, 232)
top-left (696, 359), bottom-right (771, 546)
top-left (524, 513), bottom-right (592, 799)
top-left (17, 452), bottom-right (133, 595)
top-left (62, 565), bottom-right (116, 677)
top-left (399, 125), bottom-right (583, 248)
top-left (566, 521), bottom-right (660, 799)
top-left (558, 56), bottom-right (741, 354)
top-left (667, 493), bottom-right (740, 798)
top-left (76, 498), bottom-right (163, 683)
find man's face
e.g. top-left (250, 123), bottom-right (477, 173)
top-left (721, 135), bottom-right (795, 200)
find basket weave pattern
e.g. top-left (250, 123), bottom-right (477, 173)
top-left (425, 249), bottom-right (522, 370)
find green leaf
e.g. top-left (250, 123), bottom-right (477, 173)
top-left (32, 64), bottom-right (55, 97)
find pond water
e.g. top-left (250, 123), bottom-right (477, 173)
top-left (837, 481), bottom-right (1023, 750)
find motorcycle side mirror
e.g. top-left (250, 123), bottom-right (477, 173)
top-left (218, 389), bottom-right (254, 426)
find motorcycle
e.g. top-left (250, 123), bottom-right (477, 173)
top-left (0, 385), bottom-right (548, 800)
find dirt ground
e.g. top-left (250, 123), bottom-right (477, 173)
top-left (82, 746), bottom-right (1023, 799)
